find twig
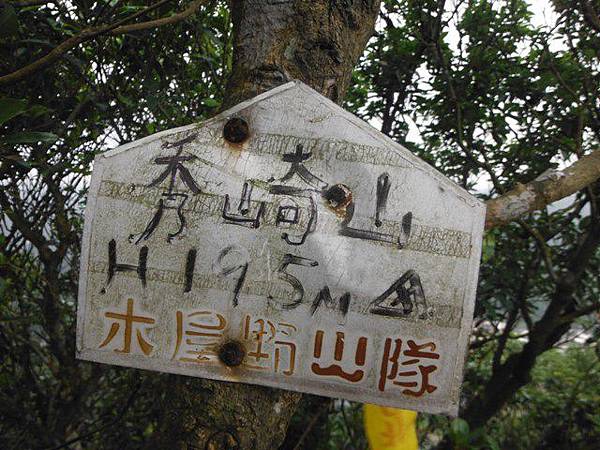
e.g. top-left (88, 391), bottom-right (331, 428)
top-left (340, 400), bottom-right (356, 442)
top-left (110, 0), bottom-right (206, 34)
top-left (559, 303), bottom-right (600, 324)
top-left (291, 400), bottom-right (330, 450)
top-left (470, 332), bottom-right (529, 350)
top-left (518, 220), bottom-right (558, 283)
top-left (8, 0), bottom-right (53, 7)
top-left (431, 37), bottom-right (505, 194)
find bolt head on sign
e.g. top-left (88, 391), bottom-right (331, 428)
top-left (76, 81), bottom-right (485, 415)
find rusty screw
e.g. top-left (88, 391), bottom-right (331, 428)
top-left (218, 340), bottom-right (245, 367)
top-left (223, 117), bottom-right (249, 144)
top-left (322, 183), bottom-right (352, 209)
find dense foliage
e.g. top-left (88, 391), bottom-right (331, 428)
top-left (1, 0), bottom-right (598, 448)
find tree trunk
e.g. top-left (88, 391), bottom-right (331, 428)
top-left (152, 1), bottom-right (380, 449)
top-left (223, 0), bottom-right (380, 109)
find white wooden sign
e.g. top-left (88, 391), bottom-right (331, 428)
top-left (77, 81), bottom-right (485, 415)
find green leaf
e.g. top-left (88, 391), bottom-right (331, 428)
top-left (486, 436), bottom-right (502, 450)
top-left (482, 233), bottom-right (496, 263)
top-left (203, 98), bottom-right (220, 108)
top-left (450, 418), bottom-right (469, 435)
top-left (450, 418), bottom-right (470, 445)
top-left (18, 38), bottom-right (53, 46)
top-left (27, 104), bottom-right (51, 118)
top-left (117, 93), bottom-right (135, 108)
top-left (0, 98), bottom-right (28, 125)
top-left (145, 122), bottom-right (156, 134)
top-left (2, 131), bottom-right (59, 144)
top-left (1, 154), bottom-right (31, 168)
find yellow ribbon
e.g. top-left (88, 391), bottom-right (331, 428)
top-left (364, 404), bottom-right (418, 450)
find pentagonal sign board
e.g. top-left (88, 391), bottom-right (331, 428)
top-left (76, 81), bottom-right (485, 415)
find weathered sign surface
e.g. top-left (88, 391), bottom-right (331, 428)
top-left (76, 81), bottom-right (485, 415)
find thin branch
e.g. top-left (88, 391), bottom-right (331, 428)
top-left (579, 0), bottom-right (600, 33)
top-left (0, 0), bottom-right (207, 86)
top-left (291, 401), bottom-right (330, 450)
top-left (485, 149), bottom-right (600, 229)
top-left (518, 220), bottom-right (558, 283)
top-left (492, 309), bottom-right (518, 372)
top-left (340, 400), bottom-right (356, 442)
top-left (428, 27), bottom-right (506, 195)
top-left (470, 331), bottom-right (529, 350)
top-left (0, 190), bottom-right (52, 262)
top-left (554, 322), bottom-right (598, 347)
top-left (110, 0), bottom-right (206, 34)
top-left (559, 303), bottom-right (600, 323)
top-left (8, 0), bottom-right (53, 6)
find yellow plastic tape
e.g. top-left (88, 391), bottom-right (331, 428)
top-left (363, 404), bottom-right (418, 450)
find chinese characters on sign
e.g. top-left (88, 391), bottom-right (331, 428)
top-left (77, 82), bottom-right (486, 415)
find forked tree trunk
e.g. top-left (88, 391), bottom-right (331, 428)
top-left (151, 1), bottom-right (380, 449)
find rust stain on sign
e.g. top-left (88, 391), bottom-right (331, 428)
top-left (76, 81), bottom-right (485, 415)
top-left (322, 183), bottom-right (353, 218)
top-left (218, 340), bottom-right (246, 367)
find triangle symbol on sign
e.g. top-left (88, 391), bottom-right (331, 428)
top-left (369, 270), bottom-right (432, 319)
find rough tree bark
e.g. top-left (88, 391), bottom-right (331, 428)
top-left (222, 0), bottom-right (380, 109)
top-left (151, 1), bottom-right (380, 449)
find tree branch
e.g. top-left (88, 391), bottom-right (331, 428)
top-left (485, 149), bottom-right (600, 229)
top-left (0, 190), bottom-right (52, 263)
top-left (579, 0), bottom-right (600, 33)
top-left (109, 0), bottom-right (206, 34)
top-left (559, 303), bottom-right (600, 323)
top-left (0, 0), bottom-right (207, 86)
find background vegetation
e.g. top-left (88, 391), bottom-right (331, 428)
top-left (1, 0), bottom-right (598, 448)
